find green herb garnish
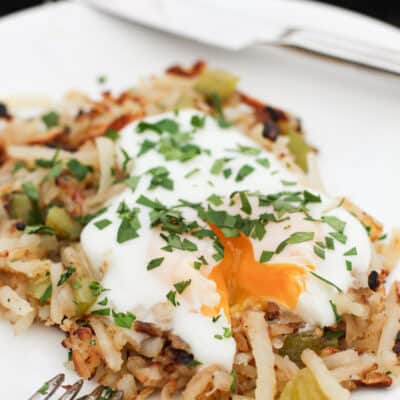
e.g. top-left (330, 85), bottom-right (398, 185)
top-left (67, 159), bottom-right (93, 181)
top-left (276, 232), bottom-right (314, 253)
top-left (105, 128), bottom-right (119, 141)
top-left (311, 271), bottom-right (343, 292)
top-left (260, 250), bottom-right (274, 263)
top-left (39, 284), bottom-right (52, 304)
top-left (22, 181), bottom-right (39, 201)
top-left (94, 219), bottom-right (112, 230)
top-left (57, 266), bottom-right (76, 286)
top-left (343, 247), bottom-right (357, 256)
top-left (235, 164), bottom-right (254, 182)
top-left (146, 257), bottom-right (164, 270)
top-left (112, 310), bottom-right (136, 328)
top-left (329, 300), bottom-right (342, 322)
top-left (41, 111), bottom-right (59, 128)
top-left (174, 279), bottom-right (191, 294)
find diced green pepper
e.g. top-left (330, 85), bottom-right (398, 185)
top-left (9, 193), bottom-right (33, 224)
top-left (280, 368), bottom-right (328, 400)
top-left (287, 131), bottom-right (312, 173)
top-left (278, 333), bottom-right (339, 367)
top-left (194, 69), bottom-right (238, 100)
top-left (45, 206), bottom-right (82, 240)
top-left (72, 277), bottom-right (98, 317)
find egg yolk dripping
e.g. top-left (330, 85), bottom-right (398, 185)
top-left (203, 226), bottom-right (308, 318)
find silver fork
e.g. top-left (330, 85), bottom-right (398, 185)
top-left (28, 374), bottom-right (124, 400)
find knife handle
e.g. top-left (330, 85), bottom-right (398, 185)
top-left (278, 28), bottom-right (400, 76)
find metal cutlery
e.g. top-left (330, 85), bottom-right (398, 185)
top-left (28, 374), bottom-right (123, 400)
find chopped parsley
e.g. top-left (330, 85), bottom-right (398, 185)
top-left (97, 75), bottom-right (107, 84)
top-left (281, 180), bottom-right (297, 186)
top-left (276, 232), bottom-right (314, 253)
top-left (212, 315), bottom-right (221, 323)
top-left (260, 250), bottom-right (274, 263)
top-left (325, 236), bottom-right (335, 249)
top-left (313, 245), bottom-right (325, 259)
top-left (322, 216), bottom-right (346, 233)
top-left (146, 257), bottom-right (164, 270)
top-left (303, 190), bottom-right (321, 203)
top-left (235, 164), bottom-right (254, 182)
top-left (191, 115), bottom-right (206, 129)
top-left (89, 281), bottom-right (108, 296)
top-left (91, 308), bottom-right (111, 316)
top-left (46, 161), bottom-right (63, 180)
top-left (214, 327), bottom-right (232, 340)
top-left (35, 149), bottom-right (59, 169)
top-left (343, 247), bottom-right (357, 256)
top-left (239, 191), bottom-right (252, 215)
top-left (41, 111), bottom-right (59, 129)
top-left (161, 233), bottom-right (198, 252)
top-left (120, 148), bottom-right (132, 174)
top-left (345, 260), bottom-right (352, 271)
top-left (329, 231), bottom-right (347, 244)
top-left (378, 233), bottom-right (387, 241)
top-left (310, 271), bottom-right (343, 292)
top-left (147, 166), bottom-right (174, 191)
top-left (22, 181), bottom-right (39, 201)
top-left (105, 128), bottom-right (119, 141)
top-left (231, 370), bottom-right (237, 393)
top-left (166, 290), bottom-right (179, 306)
top-left (210, 158), bottom-right (230, 175)
top-left (329, 300), bottom-right (342, 322)
top-left (112, 310), bottom-right (136, 328)
top-left (185, 168), bottom-right (200, 178)
top-left (57, 266), bottom-right (76, 286)
top-left (39, 284), bottom-right (52, 304)
top-left (125, 175), bottom-right (141, 192)
top-left (136, 118), bottom-right (179, 135)
top-left (174, 279), bottom-right (191, 294)
top-left (228, 144), bottom-right (261, 156)
top-left (98, 297), bottom-right (108, 306)
top-left (116, 201), bottom-right (141, 243)
top-left (12, 161), bottom-right (26, 174)
top-left (67, 159), bottom-right (93, 181)
top-left (223, 168), bottom-right (232, 179)
top-left (137, 139), bottom-right (157, 157)
top-left (256, 157), bottom-right (270, 168)
top-left (208, 194), bottom-right (223, 206)
top-left (25, 224), bottom-right (54, 235)
top-left (210, 94), bottom-right (231, 128)
top-left (95, 219), bottom-right (112, 230)
top-left (187, 359), bottom-right (202, 367)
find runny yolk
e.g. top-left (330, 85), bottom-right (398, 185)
top-left (202, 226), bottom-right (308, 319)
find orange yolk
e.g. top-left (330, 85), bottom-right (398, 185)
top-left (202, 226), bottom-right (308, 319)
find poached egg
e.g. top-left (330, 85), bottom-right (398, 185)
top-left (81, 110), bottom-right (372, 370)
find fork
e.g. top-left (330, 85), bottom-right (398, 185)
top-left (28, 374), bottom-right (124, 400)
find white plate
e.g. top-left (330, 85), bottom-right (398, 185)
top-left (0, 1), bottom-right (399, 398)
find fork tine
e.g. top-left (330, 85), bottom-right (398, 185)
top-left (108, 391), bottom-right (124, 400)
top-left (84, 385), bottom-right (105, 400)
top-left (57, 379), bottom-right (84, 400)
top-left (28, 374), bottom-right (65, 400)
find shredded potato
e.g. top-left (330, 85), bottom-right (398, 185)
top-left (378, 281), bottom-right (400, 375)
top-left (0, 286), bottom-right (33, 316)
top-left (301, 349), bottom-right (350, 400)
top-left (96, 137), bottom-right (115, 196)
top-left (90, 318), bottom-right (123, 372)
top-left (244, 311), bottom-right (276, 400)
